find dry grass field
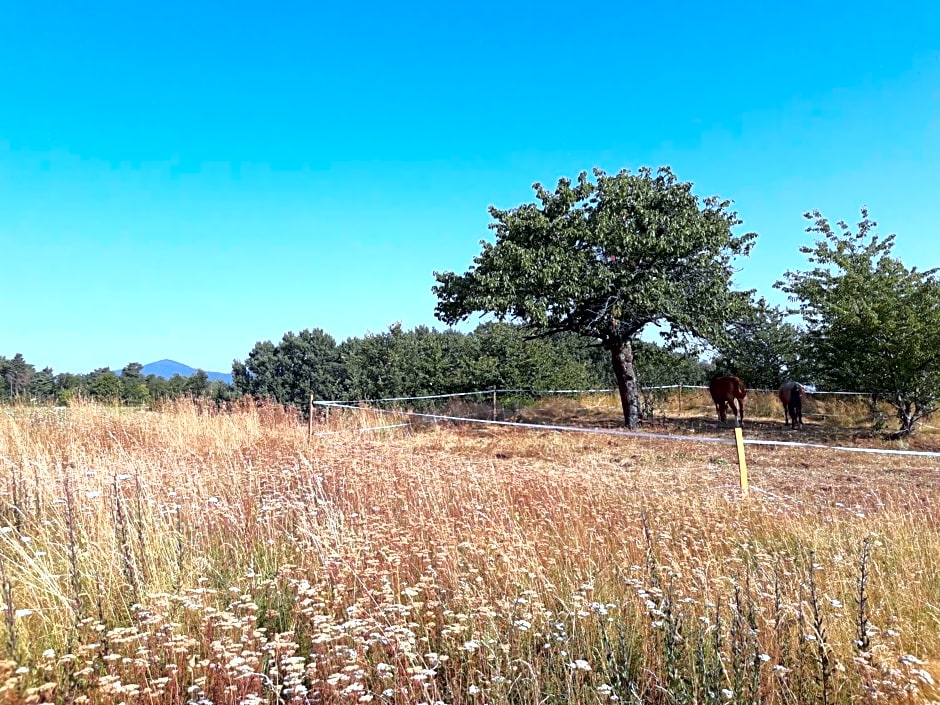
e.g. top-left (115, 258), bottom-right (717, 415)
top-left (0, 397), bottom-right (938, 704)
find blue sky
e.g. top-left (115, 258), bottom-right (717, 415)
top-left (1, 0), bottom-right (938, 374)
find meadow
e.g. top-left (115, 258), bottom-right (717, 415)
top-left (0, 397), bottom-right (938, 704)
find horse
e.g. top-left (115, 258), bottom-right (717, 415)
top-left (778, 381), bottom-right (804, 430)
top-left (708, 375), bottom-right (747, 425)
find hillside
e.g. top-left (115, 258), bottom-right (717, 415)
top-left (141, 359), bottom-right (232, 384)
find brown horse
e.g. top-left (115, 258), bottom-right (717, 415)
top-left (778, 381), bottom-right (804, 429)
top-left (708, 375), bottom-right (747, 425)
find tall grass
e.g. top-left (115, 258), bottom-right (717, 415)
top-left (0, 400), bottom-right (937, 703)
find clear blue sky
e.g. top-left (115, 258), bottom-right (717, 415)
top-left (2, 1), bottom-right (937, 374)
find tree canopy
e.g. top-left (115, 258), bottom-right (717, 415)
top-left (233, 328), bottom-right (345, 411)
top-left (777, 208), bottom-right (940, 436)
top-left (433, 166), bottom-right (756, 428)
top-left (710, 297), bottom-right (808, 390)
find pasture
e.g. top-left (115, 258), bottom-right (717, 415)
top-left (0, 399), bottom-right (938, 704)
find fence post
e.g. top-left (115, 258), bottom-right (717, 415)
top-left (734, 426), bottom-right (748, 497)
top-left (308, 395), bottom-right (314, 440)
top-left (678, 384), bottom-right (683, 414)
top-left (492, 388), bottom-right (498, 421)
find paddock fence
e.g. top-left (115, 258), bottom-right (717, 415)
top-left (313, 384), bottom-right (888, 431)
top-left (310, 385), bottom-right (940, 460)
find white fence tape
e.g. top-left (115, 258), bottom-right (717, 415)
top-left (325, 386), bottom-right (874, 405)
top-left (313, 422), bottom-right (410, 437)
top-left (327, 391), bottom-right (494, 405)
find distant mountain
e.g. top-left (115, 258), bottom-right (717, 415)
top-left (140, 359), bottom-right (233, 385)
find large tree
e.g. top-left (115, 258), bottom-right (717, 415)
top-left (433, 167), bottom-right (756, 428)
top-left (777, 208), bottom-right (940, 437)
top-left (234, 328), bottom-right (345, 410)
top-left (1, 353), bottom-right (35, 399)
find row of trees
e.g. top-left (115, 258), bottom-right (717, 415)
top-left (2, 324), bottom-right (713, 411)
top-left (0, 357), bottom-right (234, 406)
top-left (232, 322), bottom-right (711, 410)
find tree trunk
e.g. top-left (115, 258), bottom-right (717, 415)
top-left (888, 399), bottom-right (916, 439)
top-left (609, 339), bottom-right (641, 429)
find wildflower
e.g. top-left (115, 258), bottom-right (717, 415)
top-left (759, 654), bottom-right (771, 662)
top-left (568, 659), bottom-right (591, 671)
top-left (85, 491), bottom-right (102, 499)
top-left (463, 641), bottom-right (480, 652)
top-left (722, 688), bottom-right (733, 699)
top-left (514, 619), bottom-right (531, 631)
top-left (468, 685), bottom-right (481, 695)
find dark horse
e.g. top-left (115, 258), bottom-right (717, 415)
top-left (778, 381), bottom-right (804, 429)
top-left (708, 375), bottom-right (747, 425)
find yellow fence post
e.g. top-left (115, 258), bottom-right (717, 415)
top-left (734, 426), bottom-right (748, 497)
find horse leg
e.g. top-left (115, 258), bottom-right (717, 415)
top-left (783, 402), bottom-right (789, 426)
